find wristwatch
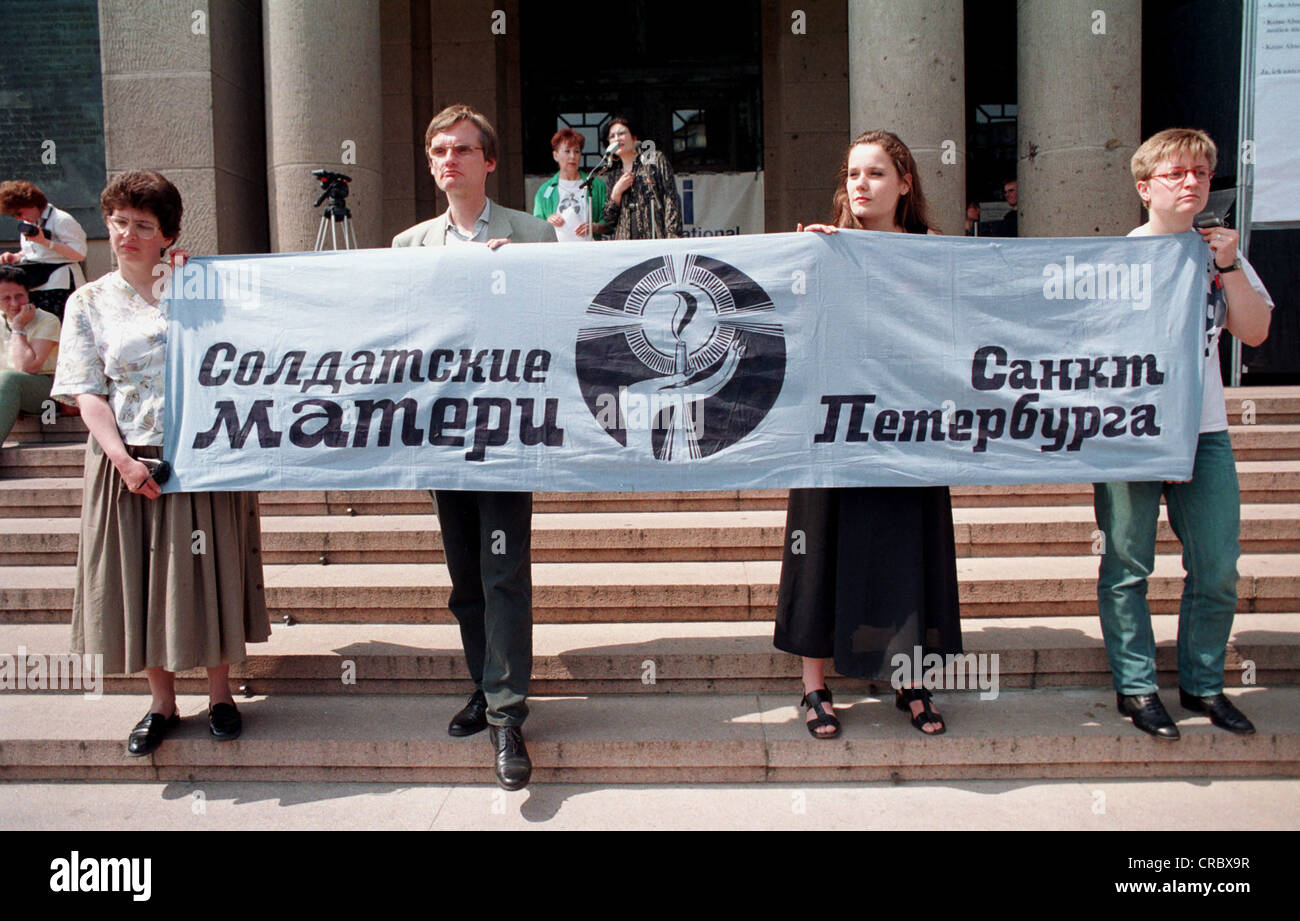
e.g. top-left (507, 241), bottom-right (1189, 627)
top-left (1216, 257), bottom-right (1242, 274)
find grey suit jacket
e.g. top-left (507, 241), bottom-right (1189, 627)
top-left (390, 199), bottom-right (557, 248)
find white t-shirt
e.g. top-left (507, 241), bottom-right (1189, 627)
top-left (1128, 228), bottom-right (1274, 434)
top-left (552, 179), bottom-right (590, 243)
top-left (1, 307), bottom-right (60, 374)
top-left (19, 204), bottom-right (87, 291)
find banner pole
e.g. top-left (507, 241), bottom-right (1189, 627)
top-left (1233, 0), bottom-right (1258, 387)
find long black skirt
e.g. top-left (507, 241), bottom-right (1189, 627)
top-left (774, 486), bottom-right (962, 681)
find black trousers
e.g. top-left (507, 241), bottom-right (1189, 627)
top-left (432, 490), bottom-right (533, 726)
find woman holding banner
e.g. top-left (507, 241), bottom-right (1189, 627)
top-left (51, 171), bottom-right (269, 757)
top-left (1094, 128), bottom-right (1272, 740)
top-left (774, 130), bottom-right (962, 739)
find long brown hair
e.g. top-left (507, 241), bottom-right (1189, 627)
top-left (830, 130), bottom-right (937, 234)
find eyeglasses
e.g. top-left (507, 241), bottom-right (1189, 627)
top-left (107, 216), bottom-right (161, 239)
top-left (1149, 167), bottom-right (1213, 185)
top-left (429, 145), bottom-right (483, 160)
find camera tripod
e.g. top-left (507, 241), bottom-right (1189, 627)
top-left (312, 170), bottom-right (359, 250)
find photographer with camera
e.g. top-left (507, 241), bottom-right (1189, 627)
top-left (0, 180), bottom-right (87, 320)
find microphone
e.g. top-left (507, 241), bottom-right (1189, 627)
top-left (581, 141), bottom-right (623, 189)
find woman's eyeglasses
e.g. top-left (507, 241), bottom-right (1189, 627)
top-left (1149, 167), bottom-right (1213, 185)
top-left (107, 217), bottom-right (161, 239)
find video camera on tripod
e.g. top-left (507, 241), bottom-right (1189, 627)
top-left (311, 169), bottom-right (358, 250)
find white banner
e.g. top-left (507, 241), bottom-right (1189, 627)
top-left (679, 172), bottom-right (764, 237)
top-left (1252, 0), bottom-right (1300, 224)
top-left (162, 232), bottom-right (1206, 494)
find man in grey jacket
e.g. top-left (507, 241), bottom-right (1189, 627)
top-left (392, 104), bottom-right (556, 790)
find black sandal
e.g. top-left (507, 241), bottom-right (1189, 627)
top-left (896, 687), bottom-right (946, 735)
top-left (801, 686), bottom-right (841, 739)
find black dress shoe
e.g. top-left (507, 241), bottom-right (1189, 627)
top-left (208, 702), bottom-right (242, 741)
top-left (489, 725), bottom-right (532, 791)
top-left (126, 710), bottom-right (181, 756)
top-left (448, 689), bottom-right (488, 737)
top-left (1116, 692), bottom-right (1180, 740)
top-left (1179, 688), bottom-right (1256, 735)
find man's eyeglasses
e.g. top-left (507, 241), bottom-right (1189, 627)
top-left (1150, 167), bottom-right (1213, 185)
top-left (429, 145), bottom-right (483, 160)
top-left (107, 217), bottom-right (161, 239)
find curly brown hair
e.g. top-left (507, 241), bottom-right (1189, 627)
top-left (829, 130), bottom-right (937, 234)
top-left (100, 171), bottom-right (183, 242)
top-left (0, 180), bottom-right (48, 216)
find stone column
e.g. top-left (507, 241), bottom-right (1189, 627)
top-left (761, 0), bottom-right (850, 232)
top-left (427, 0), bottom-right (524, 212)
top-left (99, 0), bottom-right (266, 256)
top-left (846, 0), bottom-right (965, 234)
top-left (380, 0), bottom-right (417, 241)
top-left (263, 0), bottom-right (383, 252)
top-left (1017, 1), bottom-right (1142, 236)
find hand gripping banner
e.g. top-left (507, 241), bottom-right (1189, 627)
top-left (162, 230), bottom-right (1207, 493)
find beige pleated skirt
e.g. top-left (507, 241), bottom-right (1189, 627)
top-left (70, 438), bottom-right (271, 674)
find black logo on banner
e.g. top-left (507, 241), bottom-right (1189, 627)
top-left (576, 253), bottom-right (785, 460)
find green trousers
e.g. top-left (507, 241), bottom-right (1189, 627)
top-left (1093, 431), bottom-right (1240, 696)
top-left (0, 370), bottom-right (53, 443)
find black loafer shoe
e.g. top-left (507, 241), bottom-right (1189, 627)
top-left (1179, 688), bottom-right (1256, 735)
top-left (448, 689), bottom-right (488, 737)
top-left (1116, 692), bottom-right (1180, 740)
top-left (208, 702), bottom-right (242, 741)
top-left (489, 725), bottom-right (532, 791)
top-left (127, 710), bottom-right (181, 756)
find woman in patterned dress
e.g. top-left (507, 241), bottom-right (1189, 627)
top-left (52, 171), bottom-right (269, 757)
top-left (600, 116), bottom-right (684, 240)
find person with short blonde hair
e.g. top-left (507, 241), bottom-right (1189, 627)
top-left (1130, 127), bottom-right (1217, 184)
top-left (1094, 127), bottom-right (1273, 740)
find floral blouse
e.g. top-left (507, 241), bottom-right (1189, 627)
top-left (51, 272), bottom-right (167, 446)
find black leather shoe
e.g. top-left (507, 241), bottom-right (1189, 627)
top-left (489, 725), bottom-right (532, 791)
top-left (208, 702), bottom-right (242, 741)
top-left (1116, 692), bottom-right (1180, 740)
top-left (448, 689), bottom-right (488, 737)
top-left (1179, 688), bottom-right (1256, 735)
top-left (126, 710), bottom-right (181, 756)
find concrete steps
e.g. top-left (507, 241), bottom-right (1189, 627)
top-left (2, 687), bottom-right (1295, 783)
top-left (4, 422), bottom-right (1297, 480)
top-left (5, 615), bottom-right (1295, 694)
top-left (3, 505), bottom-right (1296, 566)
top-left (1, 386), bottom-right (1295, 787)
top-left (2, 463), bottom-right (1299, 520)
top-left (4, 554), bottom-right (1299, 624)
